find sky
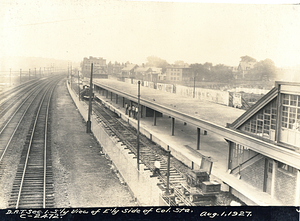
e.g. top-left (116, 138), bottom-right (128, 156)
top-left (0, 0), bottom-right (300, 69)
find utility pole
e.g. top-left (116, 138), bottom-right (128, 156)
top-left (86, 63), bottom-right (93, 133)
top-left (10, 68), bottom-right (11, 86)
top-left (70, 65), bottom-right (72, 87)
top-left (35, 68), bottom-right (36, 78)
top-left (137, 81), bottom-right (141, 170)
top-left (193, 72), bottom-right (196, 98)
top-left (29, 69), bottom-right (30, 80)
top-left (78, 70), bottom-right (80, 101)
top-left (166, 150), bottom-right (171, 194)
top-left (40, 67), bottom-right (41, 78)
top-left (20, 69), bottom-right (22, 84)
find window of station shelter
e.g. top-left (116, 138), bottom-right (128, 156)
top-left (281, 94), bottom-right (300, 131)
top-left (277, 161), bottom-right (297, 175)
top-left (232, 144), bottom-right (249, 158)
top-left (243, 99), bottom-right (277, 138)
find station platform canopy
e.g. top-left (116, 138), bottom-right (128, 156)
top-left (93, 79), bottom-right (245, 127)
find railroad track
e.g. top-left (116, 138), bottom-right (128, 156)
top-left (6, 77), bottom-right (62, 208)
top-left (0, 80), bottom-right (41, 112)
top-left (0, 79), bottom-right (58, 176)
top-left (91, 99), bottom-right (194, 206)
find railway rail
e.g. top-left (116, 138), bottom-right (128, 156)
top-left (0, 76), bottom-right (63, 208)
top-left (0, 80), bottom-right (41, 109)
top-left (0, 79), bottom-right (58, 175)
top-left (90, 97), bottom-right (216, 206)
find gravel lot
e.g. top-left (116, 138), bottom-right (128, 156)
top-left (50, 80), bottom-right (136, 207)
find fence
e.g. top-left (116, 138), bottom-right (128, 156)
top-left (176, 85), bottom-right (229, 106)
top-left (229, 87), bottom-right (270, 95)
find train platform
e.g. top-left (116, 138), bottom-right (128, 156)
top-left (91, 79), bottom-right (283, 206)
top-left (93, 79), bottom-right (245, 127)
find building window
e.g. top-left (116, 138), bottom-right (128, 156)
top-left (243, 99), bottom-right (277, 138)
top-left (278, 162), bottom-right (296, 174)
top-left (281, 94), bottom-right (300, 132)
top-left (268, 161), bottom-right (273, 173)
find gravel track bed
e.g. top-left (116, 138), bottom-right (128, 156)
top-left (51, 80), bottom-right (136, 207)
top-left (0, 95), bottom-right (40, 208)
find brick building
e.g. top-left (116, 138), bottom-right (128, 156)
top-left (81, 56), bottom-right (106, 78)
top-left (227, 81), bottom-right (300, 205)
top-left (165, 65), bottom-right (192, 82)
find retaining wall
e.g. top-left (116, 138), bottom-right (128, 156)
top-left (67, 81), bottom-right (162, 206)
top-left (95, 93), bottom-right (203, 171)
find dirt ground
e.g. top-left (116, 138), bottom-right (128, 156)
top-left (50, 79), bottom-right (136, 207)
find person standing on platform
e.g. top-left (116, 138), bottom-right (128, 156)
top-left (128, 105), bottom-right (131, 117)
top-left (135, 106), bottom-right (138, 120)
top-left (132, 105), bottom-right (135, 119)
top-left (125, 103), bottom-right (128, 115)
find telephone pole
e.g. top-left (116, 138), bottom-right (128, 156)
top-left (86, 63), bottom-right (93, 133)
top-left (137, 81), bottom-right (141, 170)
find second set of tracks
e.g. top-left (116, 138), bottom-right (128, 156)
top-left (0, 76), bottom-right (64, 208)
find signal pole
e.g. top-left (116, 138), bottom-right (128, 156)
top-left (166, 150), bottom-right (171, 194)
top-left (78, 70), bottom-right (80, 101)
top-left (137, 81), bottom-right (141, 170)
top-left (86, 63), bottom-right (93, 133)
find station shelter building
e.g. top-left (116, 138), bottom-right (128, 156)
top-left (227, 81), bottom-right (300, 205)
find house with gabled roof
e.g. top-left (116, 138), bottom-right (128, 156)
top-left (226, 81), bottom-right (300, 205)
top-left (237, 61), bottom-right (256, 78)
top-left (121, 64), bottom-right (138, 78)
top-left (134, 66), bottom-right (152, 80)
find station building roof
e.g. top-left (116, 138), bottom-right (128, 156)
top-left (93, 79), bottom-right (245, 127)
top-left (93, 79), bottom-right (300, 169)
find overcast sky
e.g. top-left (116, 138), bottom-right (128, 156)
top-left (1, 0), bottom-right (300, 68)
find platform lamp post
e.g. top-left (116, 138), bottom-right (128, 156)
top-left (137, 80), bottom-right (141, 170)
top-left (86, 63), bottom-right (93, 133)
top-left (166, 150), bottom-right (171, 195)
